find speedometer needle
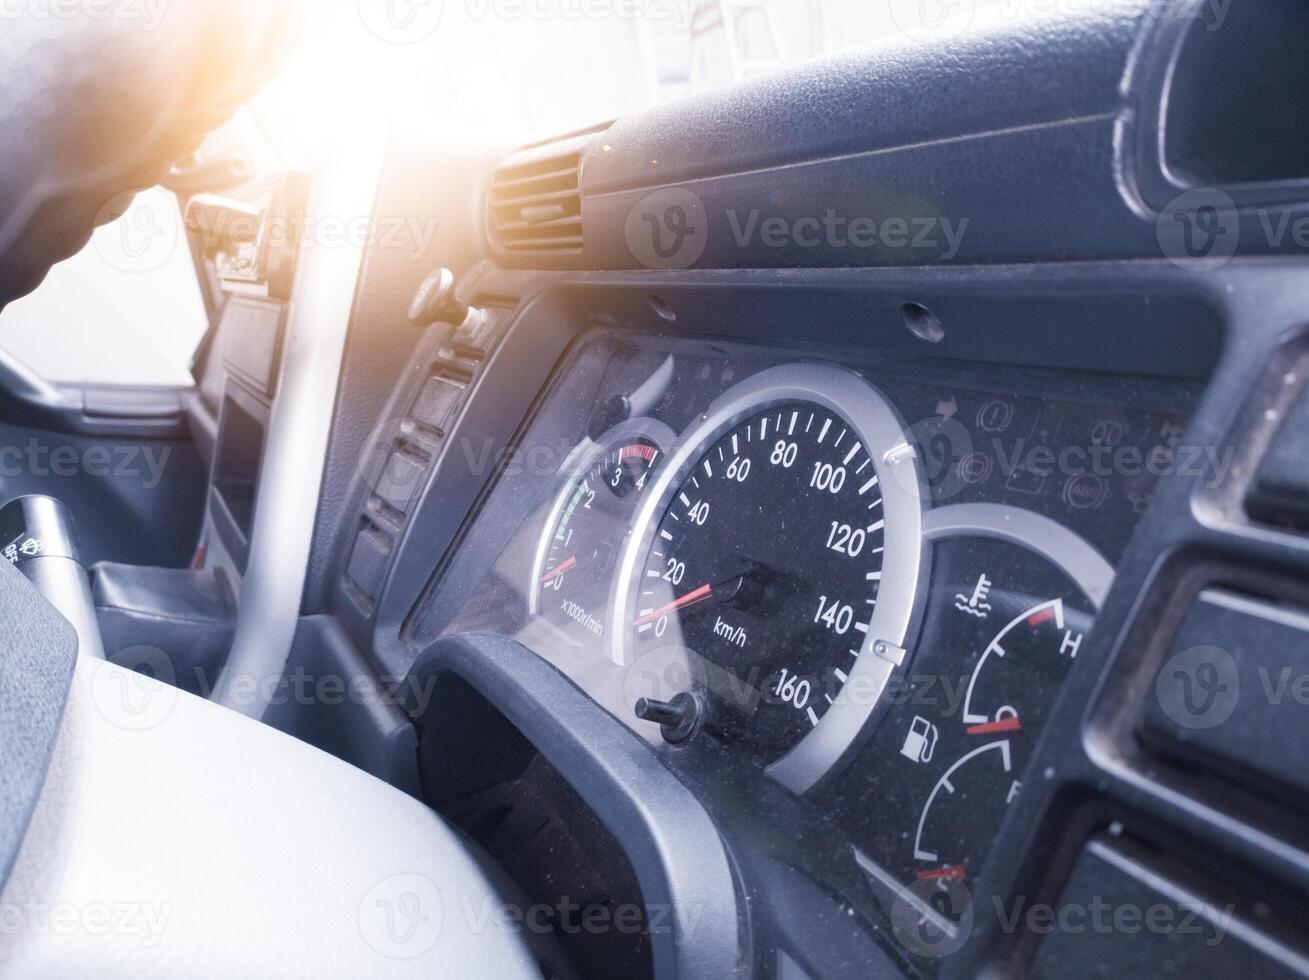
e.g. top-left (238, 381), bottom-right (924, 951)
top-left (540, 555), bottom-right (577, 584)
top-left (632, 583), bottom-right (714, 627)
top-left (965, 716), bottom-right (1022, 736)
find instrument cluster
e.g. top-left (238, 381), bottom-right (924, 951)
top-left (435, 332), bottom-right (1191, 956)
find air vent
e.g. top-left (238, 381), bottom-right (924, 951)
top-left (489, 132), bottom-right (595, 253)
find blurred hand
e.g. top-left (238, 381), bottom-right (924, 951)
top-left (0, 1), bottom-right (305, 308)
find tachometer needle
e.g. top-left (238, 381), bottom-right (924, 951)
top-left (540, 555), bottom-right (577, 584)
top-left (632, 583), bottom-right (714, 627)
top-left (965, 716), bottom-right (1022, 736)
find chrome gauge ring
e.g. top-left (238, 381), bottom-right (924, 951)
top-left (530, 417), bottom-right (678, 643)
top-left (613, 363), bottom-right (929, 795)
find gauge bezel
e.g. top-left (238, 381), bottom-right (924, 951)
top-left (612, 362), bottom-right (929, 795)
top-left (528, 417), bottom-right (678, 618)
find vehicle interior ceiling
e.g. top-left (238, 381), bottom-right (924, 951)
top-left (2, 1), bottom-right (1309, 978)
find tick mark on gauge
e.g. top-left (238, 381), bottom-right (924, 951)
top-left (818, 418), bottom-right (831, 443)
top-left (843, 442), bottom-right (861, 465)
top-left (660, 529), bottom-right (674, 541)
top-left (867, 520), bottom-right (885, 533)
top-left (859, 475), bottom-right (879, 495)
top-left (679, 493), bottom-right (691, 507)
top-left (703, 460), bottom-right (713, 477)
top-left (806, 707), bottom-right (819, 727)
top-left (866, 571), bottom-right (882, 581)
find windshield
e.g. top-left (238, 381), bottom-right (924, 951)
top-left (254, 0), bottom-right (961, 158)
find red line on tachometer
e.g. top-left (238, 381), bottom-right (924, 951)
top-left (540, 555), bottom-right (577, 584)
top-left (620, 443), bottom-right (657, 461)
top-left (916, 865), bottom-right (967, 881)
top-left (632, 583), bottom-right (713, 627)
top-left (966, 716), bottom-right (1022, 736)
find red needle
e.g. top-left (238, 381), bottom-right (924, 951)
top-left (539, 555), bottom-right (577, 584)
top-left (632, 583), bottom-right (714, 627)
top-left (916, 865), bottom-right (967, 881)
top-left (966, 716), bottom-right (1022, 736)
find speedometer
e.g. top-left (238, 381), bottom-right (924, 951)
top-left (614, 364), bottom-right (927, 793)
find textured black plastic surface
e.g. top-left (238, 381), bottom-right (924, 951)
top-left (1142, 589), bottom-right (1309, 806)
top-left (1031, 836), bottom-right (1307, 978)
top-left (261, 615), bottom-right (420, 795)
top-left (1247, 389), bottom-right (1309, 528)
top-left (0, 554), bottom-right (78, 888)
top-left (405, 632), bottom-right (748, 980)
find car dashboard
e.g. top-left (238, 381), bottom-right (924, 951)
top-left (173, 2), bottom-right (1309, 978)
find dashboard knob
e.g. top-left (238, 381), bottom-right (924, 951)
top-left (635, 692), bottom-right (704, 744)
top-left (408, 267), bottom-right (467, 327)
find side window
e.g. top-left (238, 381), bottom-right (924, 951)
top-left (0, 188), bottom-right (208, 388)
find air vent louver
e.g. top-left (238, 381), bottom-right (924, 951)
top-left (489, 133), bottom-right (594, 253)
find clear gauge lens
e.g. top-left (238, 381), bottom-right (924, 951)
top-left (631, 404), bottom-right (887, 759)
top-left (535, 438), bottom-right (662, 643)
top-left (616, 364), bottom-right (926, 787)
top-left (845, 535), bottom-right (1095, 897)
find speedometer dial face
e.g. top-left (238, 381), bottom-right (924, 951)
top-left (633, 404), bottom-right (886, 758)
top-left (616, 364), bottom-right (927, 793)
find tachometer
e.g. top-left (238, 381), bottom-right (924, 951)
top-left (614, 364), bottom-right (927, 793)
top-left (531, 420), bottom-right (674, 644)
